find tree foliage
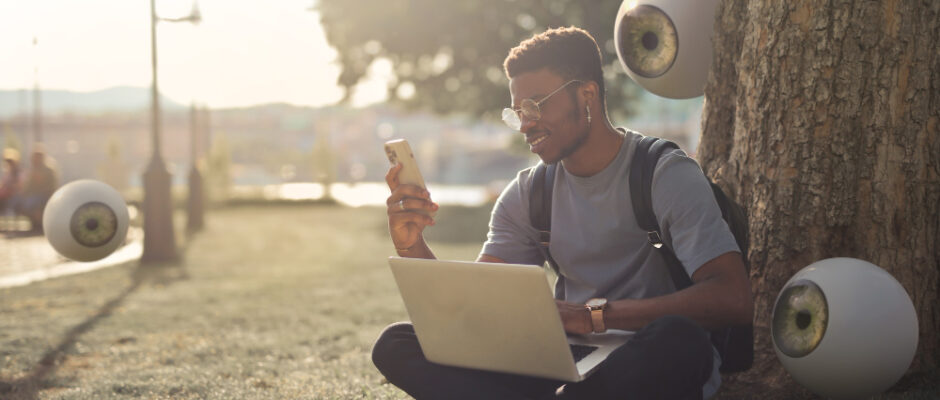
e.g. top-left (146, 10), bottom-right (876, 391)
top-left (317, 0), bottom-right (640, 120)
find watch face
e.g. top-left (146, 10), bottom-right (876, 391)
top-left (586, 298), bottom-right (607, 308)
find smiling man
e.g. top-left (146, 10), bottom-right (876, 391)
top-left (374, 26), bottom-right (753, 399)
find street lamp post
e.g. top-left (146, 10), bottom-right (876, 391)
top-left (32, 36), bottom-right (42, 146)
top-left (186, 103), bottom-right (204, 232)
top-left (141, 0), bottom-right (200, 264)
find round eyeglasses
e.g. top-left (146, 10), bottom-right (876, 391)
top-left (502, 80), bottom-right (581, 131)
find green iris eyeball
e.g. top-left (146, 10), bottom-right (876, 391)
top-left (772, 258), bottom-right (918, 400)
top-left (43, 180), bottom-right (130, 262)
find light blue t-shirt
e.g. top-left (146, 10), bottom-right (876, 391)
top-left (480, 130), bottom-right (739, 398)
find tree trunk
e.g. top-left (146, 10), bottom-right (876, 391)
top-left (698, 0), bottom-right (939, 397)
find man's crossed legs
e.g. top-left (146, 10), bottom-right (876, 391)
top-left (372, 315), bottom-right (714, 399)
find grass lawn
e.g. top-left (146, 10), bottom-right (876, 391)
top-left (1, 203), bottom-right (936, 399)
top-left (0, 204), bottom-right (490, 399)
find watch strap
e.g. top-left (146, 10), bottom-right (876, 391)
top-left (590, 308), bottom-right (606, 333)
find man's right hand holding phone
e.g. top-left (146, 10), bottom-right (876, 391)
top-left (385, 162), bottom-right (439, 259)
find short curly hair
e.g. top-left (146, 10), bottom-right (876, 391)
top-left (503, 26), bottom-right (606, 107)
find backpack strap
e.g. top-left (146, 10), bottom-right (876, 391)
top-left (529, 162), bottom-right (564, 297)
top-left (529, 163), bottom-right (554, 253)
top-left (630, 137), bottom-right (754, 372)
top-left (629, 136), bottom-right (694, 290)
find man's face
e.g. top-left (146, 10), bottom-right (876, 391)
top-left (508, 69), bottom-right (588, 164)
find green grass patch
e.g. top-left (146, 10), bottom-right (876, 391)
top-left (2, 204), bottom-right (935, 399)
top-left (0, 205), bottom-right (486, 399)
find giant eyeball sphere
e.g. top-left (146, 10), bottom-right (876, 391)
top-left (43, 180), bottom-right (130, 262)
top-left (772, 258), bottom-right (918, 400)
top-left (614, 0), bottom-right (719, 99)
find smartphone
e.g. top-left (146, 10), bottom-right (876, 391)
top-left (384, 139), bottom-right (435, 216)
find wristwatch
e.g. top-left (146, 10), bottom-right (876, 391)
top-left (585, 298), bottom-right (608, 333)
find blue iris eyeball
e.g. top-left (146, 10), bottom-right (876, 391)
top-left (772, 258), bottom-right (918, 400)
top-left (42, 180), bottom-right (130, 262)
top-left (614, 0), bottom-right (719, 99)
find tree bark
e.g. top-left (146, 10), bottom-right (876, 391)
top-left (699, 0), bottom-right (940, 397)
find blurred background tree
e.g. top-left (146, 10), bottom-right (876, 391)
top-left (97, 136), bottom-right (128, 193)
top-left (311, 131), bottom-right (336, 200)
top-left (206, 131), bottom-right (232, 206)
top-left (317, 0), bottom-right (641, 122)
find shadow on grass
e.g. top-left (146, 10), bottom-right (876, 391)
top-left (0, 262), bottom-right (188, 400)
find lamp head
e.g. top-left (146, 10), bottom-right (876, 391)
top-left (188, 1), bottom-right (202, 25)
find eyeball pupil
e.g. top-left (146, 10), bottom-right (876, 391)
top-left (615, 4), bottom-right (678, 79)
top-left (642, 31), bottom-right (658, 50)
top-left (773, 279), bottom-right (829, 358)
top-left (796, 310), bottom-right (812, 330)
top-left (70, 201), bottom-right (118, 248)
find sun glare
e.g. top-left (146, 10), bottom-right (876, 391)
top-left (0, 0), bottom-right (374, 109)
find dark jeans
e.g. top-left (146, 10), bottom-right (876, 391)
top-left (372, 315), bottom-right (713, 400)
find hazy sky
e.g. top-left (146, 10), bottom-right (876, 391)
top-left (0, 0), bottom-right (389, 108)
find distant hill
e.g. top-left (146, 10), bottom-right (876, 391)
top-left (0, 86), bottom-right (186, 118)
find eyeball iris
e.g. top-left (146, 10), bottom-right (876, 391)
top-left (773, 279), bottom-right (829, 358)
top-left (70, 201), bottom-right (118, 248)
top-left (616, 5), bottom-right (679, 78)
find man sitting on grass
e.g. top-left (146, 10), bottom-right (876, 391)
top-left (374, 26), bottom-right (752, 399)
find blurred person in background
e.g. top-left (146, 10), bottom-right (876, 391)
top-left (0, 148), bottom-right (22, 219)
top-left (14, 145), bottom-right (60, 233)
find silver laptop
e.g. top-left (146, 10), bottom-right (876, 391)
top-left (387, 257), bottom-right (633, 382)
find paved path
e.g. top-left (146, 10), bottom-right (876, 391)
top-left (0, 228), bottom-right (143, 288)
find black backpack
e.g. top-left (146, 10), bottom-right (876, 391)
top-left (528, 135), bottom-right (754, 373)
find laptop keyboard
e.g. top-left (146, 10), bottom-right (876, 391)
top-left (569, 344), bottom-right (599, 362)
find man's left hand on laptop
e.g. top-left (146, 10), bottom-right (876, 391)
top-left (556, 300), bottom-right (592, 335)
